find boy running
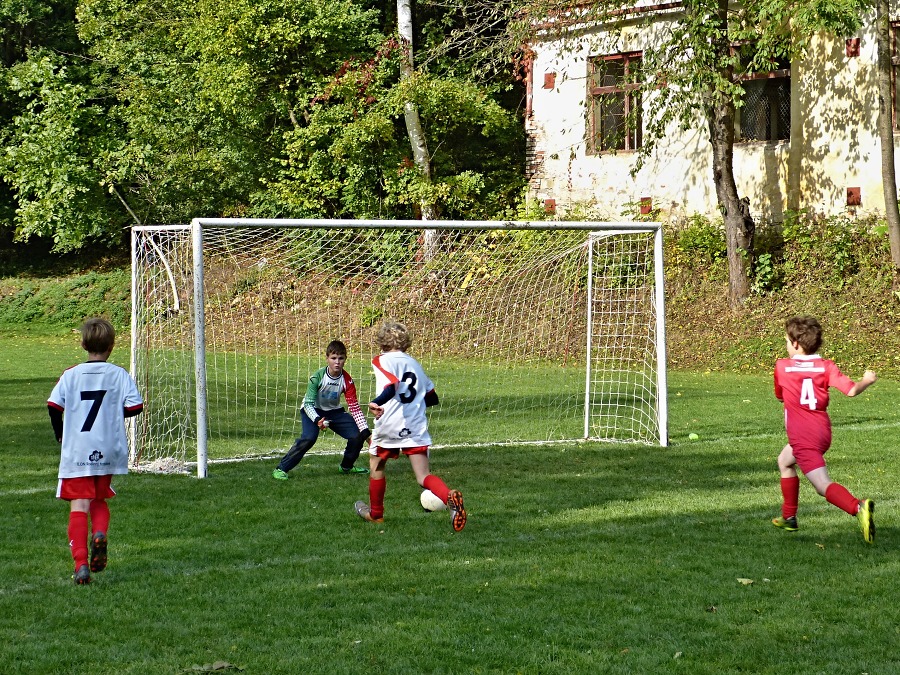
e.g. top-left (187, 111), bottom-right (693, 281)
top-left (48, 318), bottom-right (144, 584)
top-left (772, 315), bottom-right (876, 543)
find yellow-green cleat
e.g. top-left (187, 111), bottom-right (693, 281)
top-left (772, 516), bottom-right (798, 531)
top-left (857, 499), bottom-right (875, 544)
top-left (272, 468), bottom-right (289, 481)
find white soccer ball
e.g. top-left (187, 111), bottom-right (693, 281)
top-left (420, 489), bottom-right (447, 512)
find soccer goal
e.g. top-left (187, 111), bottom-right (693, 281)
top-left (130, 219), bottom-right (667, 477)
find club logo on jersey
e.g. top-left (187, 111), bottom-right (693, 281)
top-left (399, 428), bottom-right (411, 438)
top-left (88, 450), bottom-right (104, 463)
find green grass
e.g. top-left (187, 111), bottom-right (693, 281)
top-left (2, 331), bottom-right (899, 674)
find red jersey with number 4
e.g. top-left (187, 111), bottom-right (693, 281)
top-left (774, 355), bottom-right (855, 453)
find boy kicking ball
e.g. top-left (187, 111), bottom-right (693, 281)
top-left (355, 321), bottom-right (467, 531)
top-left (772, 316), bottom-right (876, 543)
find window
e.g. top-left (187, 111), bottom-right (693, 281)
top-left (587, 53), bottom-right (642, 152)
top-left (736, 52), bottom-right (791, 142)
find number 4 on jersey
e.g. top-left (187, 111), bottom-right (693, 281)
top-left (799, 378), bottom-right (817, 410)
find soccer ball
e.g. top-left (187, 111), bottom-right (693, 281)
top-left (420, 489), bottom-right (447, 512)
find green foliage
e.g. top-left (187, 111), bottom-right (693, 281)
top-left (0, 51), bottom-right (125, 251)
top-left (0, 0), bottom-right (527, 253)
top-left (261, 55), bottom-right (525, 221)
top-left (0, 268), bottom-right (130, 326)
top-left (779, 210), bottom-right (894, 289)
top-left (666, 215), bottom-right (728, 285)
top-left (751, 252), bottom-right (778, 294)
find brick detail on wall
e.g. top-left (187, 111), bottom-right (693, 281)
top-left (525, 132), bottom-right (545, 190)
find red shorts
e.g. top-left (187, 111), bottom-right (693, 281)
top-left (372, 445), bottom-right (430, 460)
top-left (791, 447), bottom-right (827, 475)
top-left (57, 475), bottom-right (116, 501)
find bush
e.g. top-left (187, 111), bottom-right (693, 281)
top-left (0, 269), bottom-right (131, 328)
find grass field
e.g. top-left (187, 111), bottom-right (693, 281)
top-left (1, 330), bottom-right (898, 674)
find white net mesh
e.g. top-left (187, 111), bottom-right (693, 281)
top-left (130, 220), bottom-right (665, 471)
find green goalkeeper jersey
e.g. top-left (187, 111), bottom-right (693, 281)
top-left (303, 366), bottom-right (367, 430)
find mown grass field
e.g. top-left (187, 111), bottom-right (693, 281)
top-left (1, 330), bottom-right (898, 674)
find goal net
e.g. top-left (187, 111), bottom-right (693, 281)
top-left (130, 219), bottom-right (667, 476)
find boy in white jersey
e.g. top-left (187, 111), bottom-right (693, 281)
top-left (354, 321), bottom-right (467, 531)
top-left (272, 340), bottom-right (371, 480)
top-left (47, 318), bottom-right (144, 584)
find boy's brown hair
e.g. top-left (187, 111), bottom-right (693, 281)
top-left (377, 321), bottom-right (412, 352)
top-left (325, 340), bottom-right (348, 357)
top-left (81, 317), bottom-right (116, 354)
top-left (785, 315), bottom-right (822, 355)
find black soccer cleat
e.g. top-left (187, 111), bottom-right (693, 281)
top-left (74, 564), bottom-right (91, 585)
top-left (90, 531), bottom-right (108, 573)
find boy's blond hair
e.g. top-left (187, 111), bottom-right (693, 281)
top-left (81, 317), bottom-right (116, 354)
top-left (786, 315), bottom-right (822, 355)
top-left (377, 321), bottom-right (412, 352)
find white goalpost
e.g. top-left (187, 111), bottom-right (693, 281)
top-left (130, 218), bottom-right (667, 477)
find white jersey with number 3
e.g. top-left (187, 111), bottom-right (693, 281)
top-left (371, 351), bottom-right (434, 448)
top-left (48, 361), bottom-right (144, 478)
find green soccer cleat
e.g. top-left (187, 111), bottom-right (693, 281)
top-left (339, 466), bottom-right (370, 475)
top-left (772, 516), bottom-right (798, 531)
top-left (354, 500), bottom-right (384, 523)
top-left (857, 499), bottom-right (875, 544)
top-left (74, 564), bottom-right (91, 585)
top-left (272, 468), bottom-right (289, 481)
top-left (447, 489), bottom-right (467, 532)
top-left (89, 531), bottom-right (108, 573)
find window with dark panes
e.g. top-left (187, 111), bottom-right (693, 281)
top-left (587, 53), bottom-right (642, 152)
top-left (737, 52), bottom-right (791, 142)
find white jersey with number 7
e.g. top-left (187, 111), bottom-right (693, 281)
top-left (48, 361), bottom-right (144, 478)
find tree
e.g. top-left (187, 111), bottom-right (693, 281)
top-left (874, 0), bottom-right (900, 271)
top-left (397, 0), bottom-right (437, 220)
top-left (519, 0), bottom-right (867, 308)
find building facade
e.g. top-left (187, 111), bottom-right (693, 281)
top-left (526, 7), bottom-right (896, 222)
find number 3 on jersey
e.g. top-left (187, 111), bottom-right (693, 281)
top-left (799, 378), bottom-right (817, 410)
top-left (398, 372), bottom-right (417, 404)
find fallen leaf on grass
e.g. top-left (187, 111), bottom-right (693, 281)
top-left (736, 578), bottom-right (754, 585)
top-left (184, 662), bottom-right (244, 672)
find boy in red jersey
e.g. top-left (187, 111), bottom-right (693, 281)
top-left (48, 318), bottom-right (144, 584)
top-left (772, 316), bottom-right (876, 543)
top-left (354, 321), bottom-right (467, 531)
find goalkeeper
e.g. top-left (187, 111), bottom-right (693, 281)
top-left (272, 340), bottom-right (371, 480)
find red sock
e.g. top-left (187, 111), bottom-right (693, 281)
top-left (423, 475), bottom-right (450, 503)
top-left (780, 477), bottom-right (800, 519)
top-left (825, 482), bottom-right (860, 515)
top-left (68, 511), bottom-right (89, 569)
top-left (369, 477), bottom-right (386, 519)
top-left (90, 499), bottom-right (110, 535)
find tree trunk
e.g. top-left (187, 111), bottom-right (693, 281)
top-left (708, 96), bottom-right (750, 308)
top-left (397, 0), bottom-right (440, 259)
top-left (875, 0), bottom-right (900, 270)
top-left (705, 0), bottom-right (751, 309)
